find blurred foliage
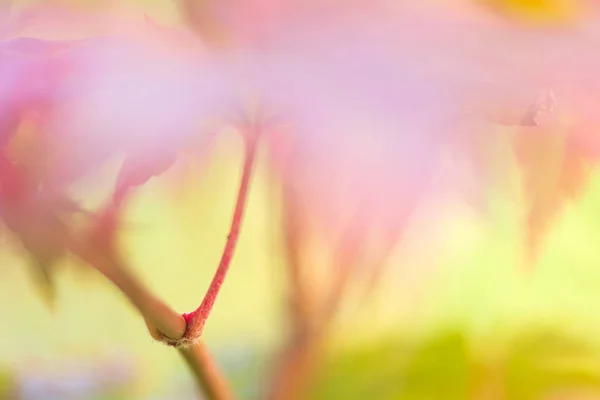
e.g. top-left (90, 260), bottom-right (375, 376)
top-left (3, 1), bottom-right (600, 399)
top-left (313, 326), bottom-right (600, 400)
top-left (4, 143), bottom-right (600, 398)
top-left (312, 331), bottom-right (469, 400)
top-left (481, 0), bottom-right (582, 24)
top-left (0, 142), bottom-right (281, 398)
top-left (0, 368), bottom-right (17, 399)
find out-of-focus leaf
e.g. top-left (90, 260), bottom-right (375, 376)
top-left (113, 148), bottom-right (178, 204)
top-left (0, 107), bottom-right (85, 306)
top-left (0, 182), bottom-right (77, 308)
top-left (513, 120), bottom-right (598, 264)
top-left (506, 328), bottom-right (600, 399)
top-left (513, 125), bottom-right (567, 263)
top-left (314, 326), bottom-right (600, 400)
top-left (255, 2), bottom-right (600, 282)
top-left (482, 0), bottom-right (584, 25)
top-left (313, 331), bottom-right (470, 400)
top-left (484, 88), bottom-right (600, 263)
top-left (400, 331), bottom-right (471, 400)
top-left (312, 336), bottom-right (412, 400)
top-left (0, 12), bottom-right (237, 309)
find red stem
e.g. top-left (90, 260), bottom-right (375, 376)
top-left (184, 132), bottom-right (258, 339)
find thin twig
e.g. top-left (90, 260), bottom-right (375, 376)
top-left (62, 124), bottom-right (260, 399)
top-left (267, 334), bottom-right (326, 400)
top-left (183, 129), bottom-right (259, 341)
top-left (281, 185), bottom-right (314, 337)
top-left (319, 207), bottom-right (368, 325)
top-left (268, 202), bottom-right (370, 400)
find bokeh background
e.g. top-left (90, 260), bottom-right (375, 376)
top-left (3, 0), bottom-right (600, 399)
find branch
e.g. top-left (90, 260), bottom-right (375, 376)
top-left (267, 203), bottom-right (369, 400)
top-left (68, 238), bottom-right (186, 340)
top-left (181, 129), bottom-right (259, 342)
top-left (319, 207), bottom-right (368, 324)
top-left (62, 124), bottom-right (259, 399)
top-left (179, 343), bottom-right (234, 400)
top-left (67, 238), bottom-right (234, 399)
top-left (267, 335), bottom-right (326, 400)
top-left (281, 185), bottom-right (315, 337)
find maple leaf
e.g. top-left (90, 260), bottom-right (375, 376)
top-left (510, 91), bottom-right (599, 264)
top-left (5, 0), bottom-right (600, 316)
top-left (113, 147), bottom-right (179, 205)
top-left (0, 21), bottom-right (229, 304)
top-left (0, 152), bottom-right (83, 307)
